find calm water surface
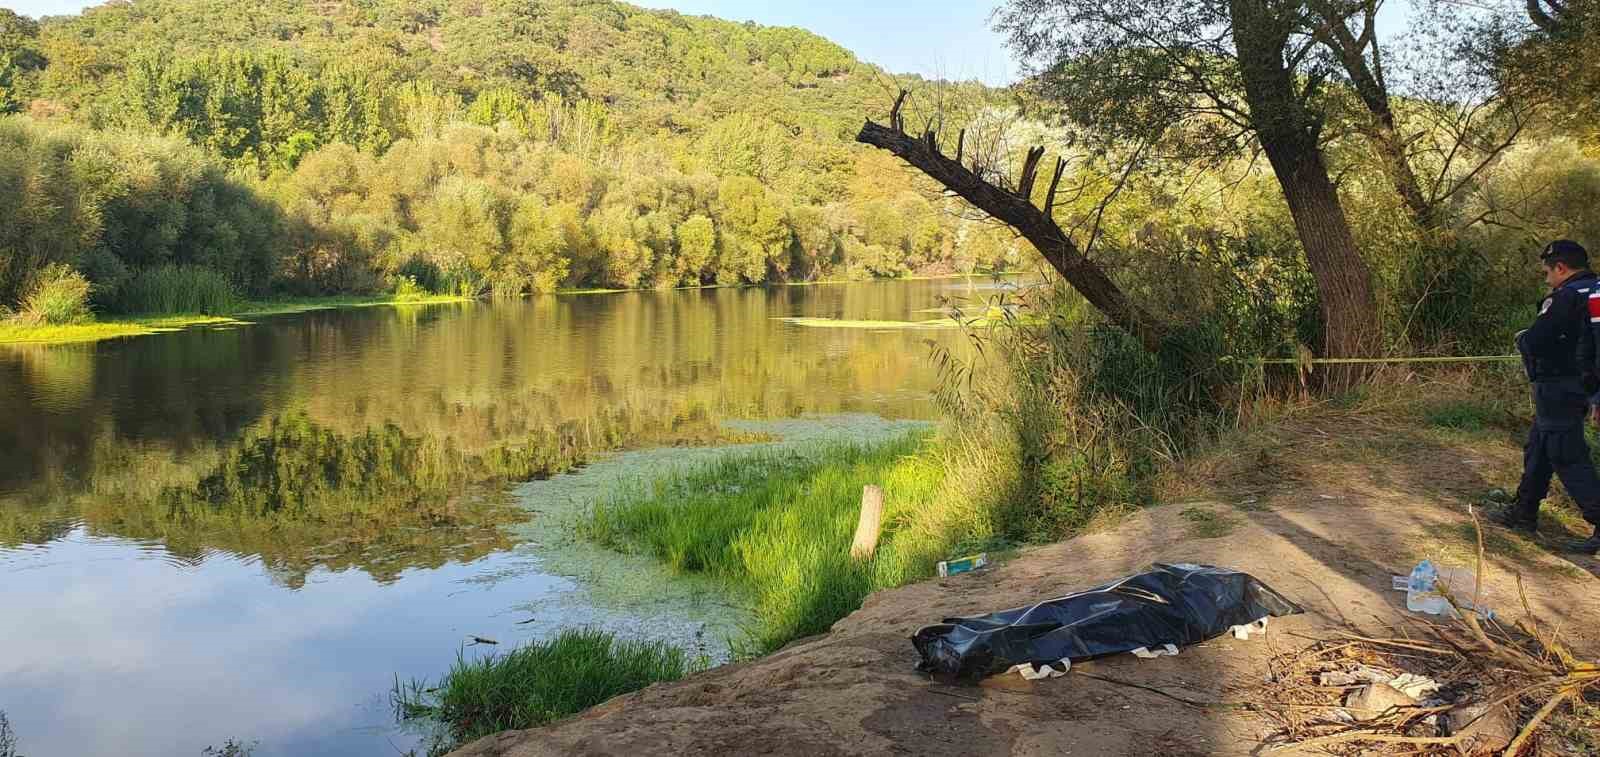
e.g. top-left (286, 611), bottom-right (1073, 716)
top-left (0, 279), bottom-right (1000, 756)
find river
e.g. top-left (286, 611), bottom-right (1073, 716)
top-left (0, 278), bottom-right (1003, 756)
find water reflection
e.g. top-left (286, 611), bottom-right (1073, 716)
top-left (0, 279), bottom-right (991, 756)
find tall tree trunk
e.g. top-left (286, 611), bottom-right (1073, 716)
top-left (1231, 0), bottom-right (1382, 387)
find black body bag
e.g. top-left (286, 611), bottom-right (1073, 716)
top-left (912, 563), bottom-right (1302, 681)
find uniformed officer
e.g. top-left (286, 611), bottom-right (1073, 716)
top-left (1498, 239), bottom-right (1600, 556)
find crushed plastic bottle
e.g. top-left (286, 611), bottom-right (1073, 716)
top-left (1406, 560), bottom-right (1449, 615)
top-left (1401, 560), bottom-right (1493, 620)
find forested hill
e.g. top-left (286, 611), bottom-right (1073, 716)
top-left (18, 0), bottom-right (912, 198)
top-left (0, 1), bottom-right (1016, 313)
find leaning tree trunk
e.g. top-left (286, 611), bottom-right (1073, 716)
top-left (1232, 0), bottom-right (1383, 389)
top-left (856, 116), bottom-right (1167, 352)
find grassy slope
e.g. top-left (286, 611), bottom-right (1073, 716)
top-left (582, 431), bottom-right (1012, 654)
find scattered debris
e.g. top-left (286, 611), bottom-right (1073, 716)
top-left (936, 552), bottom-right (987, 578)
top-left (468, 636), bottom-right (499, 646)
top-left (1345, 683), bottom-right (1416, 721)
top-left (1257, 511), bottom-right (1599, 754)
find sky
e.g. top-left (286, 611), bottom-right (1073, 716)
top-left (3, 0), bottom-right (1022, 85)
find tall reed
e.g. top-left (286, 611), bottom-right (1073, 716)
top-left (109, 265), bottom-right (239, 315)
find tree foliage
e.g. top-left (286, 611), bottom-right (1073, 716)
top-left (0, 0), bottom-right (1019, 311)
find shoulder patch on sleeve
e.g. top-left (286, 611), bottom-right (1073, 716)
top-left (1588, 291), bottom-right (1600, 322)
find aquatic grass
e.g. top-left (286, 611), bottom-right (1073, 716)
top-left (0, 315), bottom-right (241, 345)
top-left (109, 265), bottom-right (239, 315)
top-left (231, 293), bottom-right (472, 316)
top-left (394, 629), bottom-right (690, 754)
top-left (775, 316), bottom-right (957, 330)
top-left (0, 294), bottom-right (471, 345)
top-left (583, 431), bottom-right (1003, 655)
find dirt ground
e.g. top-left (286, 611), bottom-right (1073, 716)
top-left (452, 412), bottom-right (1600, 757)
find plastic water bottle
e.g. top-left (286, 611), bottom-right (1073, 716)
top-left (1406, 560), bottom-right (1452, 615)
top-left (1401, 560), bottom-right (1493, 619)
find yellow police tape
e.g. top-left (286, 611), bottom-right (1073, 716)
top-left (1256, 355), bottom-right (1519, 365)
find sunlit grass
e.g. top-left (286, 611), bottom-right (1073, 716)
top-left (394, 629), bottom-right (691, 755)
top-left (0, 315), bottom-right (243, 345)
top-left (582, 430), bottom-right (1015, 655)
top-left (0, 294), bottom-right (472, 345)
top-left (232, 293), bottom-right (472, 316)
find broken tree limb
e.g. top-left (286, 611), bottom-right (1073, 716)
top-left (890, 89), bottom-right (909, 133)
top-left (1044, 157), bottom-right (1066, 217)
top-left (855, 118), bottom-right (1167, 351)
top-left (1017, 145), bottom-right (1046, 199)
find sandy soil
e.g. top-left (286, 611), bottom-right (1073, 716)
top-left (452, 413), bottom-right (1600, 757)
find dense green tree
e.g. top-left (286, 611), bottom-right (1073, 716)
top-left (0, 9), bottom-right (44, 113)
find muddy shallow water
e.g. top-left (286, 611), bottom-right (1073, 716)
top-left (0, 279), bottom-right (1003, 756)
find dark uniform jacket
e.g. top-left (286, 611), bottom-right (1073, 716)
top-left (1517, 270), bottom-right (1600, 429)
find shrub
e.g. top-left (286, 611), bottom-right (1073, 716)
top-left (19, 264), bottom-right (93, 325)
top-left (109, 265), bottom-right (238, 315)
top-left (390, 274), bottom-right (429, 302)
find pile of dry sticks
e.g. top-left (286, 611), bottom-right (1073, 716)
top-left (1256, 510), bottom-right (1598, 755)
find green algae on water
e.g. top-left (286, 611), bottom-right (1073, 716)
top-left (775, 316), bottom-right (957, 330)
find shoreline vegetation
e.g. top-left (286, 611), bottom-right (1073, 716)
top-left (0, 293), bottom-right (472, 346)
top-left (0, 272), bottom-right (1019, 346)
top-left (393, 629), bottom-right (694, 753)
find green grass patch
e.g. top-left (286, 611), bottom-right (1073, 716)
top-left (394, 629), bottom-right (690, 755)
top-left (1179, 505), bottom-right (1239, 538)
top-left (582, 432), bottom-right (974, 655)
top-left (0, 294), bottom-right (471, 345)
top-left (0, 315), bottom-right (242, 345)
top-left (1422, 399), bottom-right (1500, 432)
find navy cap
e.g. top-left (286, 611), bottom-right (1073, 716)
top-left (1541, 239), bottom-right (1589, 262)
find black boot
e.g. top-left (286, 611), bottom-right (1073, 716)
top-left (1564, 526), bottom-right (1600, 556)
top-left (1491, 506), bottom-right (1539, 535)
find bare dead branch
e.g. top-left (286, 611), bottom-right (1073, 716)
top-left (856, 118), bottom-right (1167, 351)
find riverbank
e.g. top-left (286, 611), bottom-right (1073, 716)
top-left (0, 271), bottom-right (1025, 347)
top-left (0, 294), bottom-right (471, 346)
top-left (450, 393), bottom-right (1600, 757)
